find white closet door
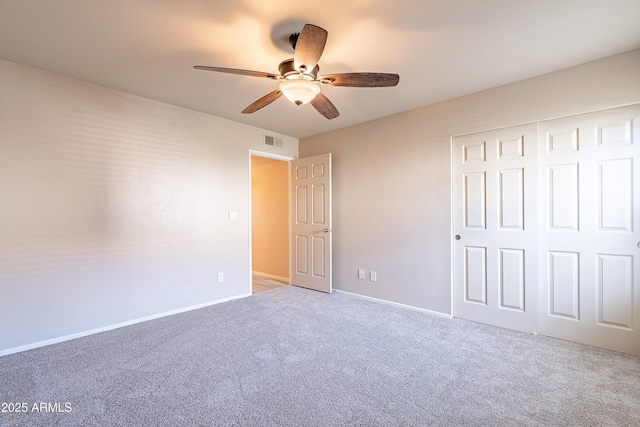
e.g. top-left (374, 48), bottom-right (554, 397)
top-left (538, 105), bottom-right (640, 355)
top-left (453, 124), bottom-right (539, 333)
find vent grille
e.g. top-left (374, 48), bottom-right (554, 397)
top-left (264, 134), bottom-right (284, 147)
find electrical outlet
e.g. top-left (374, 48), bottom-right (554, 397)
top-left (358, 269), bottom-right (365, 279)
top-left (370, 271), bottom-right (377, 282)
top-left (217, 272), bottom-right (224, 283)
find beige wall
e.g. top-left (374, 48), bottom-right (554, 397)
top-left (251, 157), bottom-right (289, 280)
top-left (2, 48), bottom-right (639, 355)
top-left (0, 59), bottom-right (298, 355)
top-left (300, 49), bottom-right (640, 315)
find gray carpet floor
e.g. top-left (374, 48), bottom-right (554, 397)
top-left (1, 286), bottom-right (639, 426)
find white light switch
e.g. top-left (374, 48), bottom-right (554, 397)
top-left (370, 271), bottom-right (377, 282)
top-left (228, 210), bottom-right (238, 220)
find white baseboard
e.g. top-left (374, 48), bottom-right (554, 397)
top-left (252, 271), bottom-right (290, 283)
top-left (334, 289), bottom-right (452, 319)
top-left (0, 292), bottom-right (252, 358)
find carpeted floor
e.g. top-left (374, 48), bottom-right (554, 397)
top-left (1, 286), bottom-right (639, 426)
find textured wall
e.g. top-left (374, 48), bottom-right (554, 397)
top-left (300, 49), bottom-right (640, 315)
top-left (0, 60), bottom-right (297, 354)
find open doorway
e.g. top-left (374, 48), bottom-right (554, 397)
top-left (249, 151), bottom-right (293, 294)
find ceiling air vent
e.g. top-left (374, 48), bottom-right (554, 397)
top-left (264, 134), bottom-right (284, 148)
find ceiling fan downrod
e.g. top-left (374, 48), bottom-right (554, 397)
top-left (288, 33), bottom-right (300, 50)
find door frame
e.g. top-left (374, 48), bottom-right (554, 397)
top-left (248, 149), bottom-right (296, 294)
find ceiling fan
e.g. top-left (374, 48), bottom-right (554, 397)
top-left (194, 24), bottom-right (399, 120)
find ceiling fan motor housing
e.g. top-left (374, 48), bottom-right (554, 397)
top-left (278, 59), bottom-right (319, 79)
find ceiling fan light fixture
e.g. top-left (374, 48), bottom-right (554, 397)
top-left (279, 79), bottom-right (320, 105)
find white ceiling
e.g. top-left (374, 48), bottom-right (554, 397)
top-left (1, 0), bottom-right (639, 138)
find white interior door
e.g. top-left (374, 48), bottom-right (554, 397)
top-left (291, 153), bottom-right (332, 293)
top-left (538, 105), bottom-right (640, 355)
top-left (453, 124), bottom-right (538, 333)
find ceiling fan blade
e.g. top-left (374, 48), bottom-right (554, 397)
top-left (310, 93), bottom-right (340, 120)
top-left (293, 24), bottom-right (328, 72)
top-left (320, 73), bottom-right (400, 87)
top-left (242, 89), bottom-right (283, 114)
top-left (194, 66), bottom-right (277, 79)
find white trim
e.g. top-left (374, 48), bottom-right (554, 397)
top-left (248, 149), bottom-right (297, 162)
top-left (0, 293), bottom-right (251, 358)
top-left (248, 149), bottom-right (296, 294)
top-left (450, 135), bottom-right (455, 319)
top-left (252, 271), bottom-right (290, 283)
top-left (334, 290), bottom-right (453, 319)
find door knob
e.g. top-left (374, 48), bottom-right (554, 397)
top-left (324, 228), bottom-right (332, 233)
top-left (455, 235), bottom-right (461, 240)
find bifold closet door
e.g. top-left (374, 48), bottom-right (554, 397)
top-left (453, 124), bottom-right (539, 333)
top-left (538, 105), bottom-right (640, 355)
